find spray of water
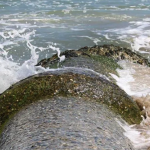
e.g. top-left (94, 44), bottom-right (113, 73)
top-left (0, 28), bottom-right (65, 94)
top-left (112, 60), bottom-right (150, 149)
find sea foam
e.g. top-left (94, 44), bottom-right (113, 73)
top-left (0, 28), bottom-right (64, 94)
top-left (112, 60), bottom-right (150, 149)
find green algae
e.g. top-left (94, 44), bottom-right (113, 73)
top-left (90, 55), bottom-right (122, 80)
top-left (0, 112), bottom-right (16, 136)
top-left (37, 50), bottom-right (122, 81)
top-left (37, 44), bottom-right (150, 81)
top-left (84, 45), bottom-right (150, 66)
top-left (0, 72), bottom-right (142, 134)
top-left (91, 55), bottom-right (121, 71)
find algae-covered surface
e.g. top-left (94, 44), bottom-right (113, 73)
top-left (0, 68), bottom-right (142, 135)
top-left (37, 45), bottom-right (150, 69)
top-left (0, 44), bottom-right (146, 135)
top-left (37, 45), bottom-right (150, 83)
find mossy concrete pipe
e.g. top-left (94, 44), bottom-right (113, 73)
top-left (0, 44), bottom-right (147, 149)
top-left (0, 68), bottom-right (142, 135)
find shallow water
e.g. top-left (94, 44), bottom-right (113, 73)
top-left (1, 0), bottom-right (150, 149)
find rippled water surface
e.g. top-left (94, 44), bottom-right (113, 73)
top-left (1, 0), bottom-right (150, 62)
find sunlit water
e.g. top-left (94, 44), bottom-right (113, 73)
top-left (0, 0), bottom-right (150, 149)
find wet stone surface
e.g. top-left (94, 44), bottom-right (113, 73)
top-left (0, 97), bottom-right (134, 150)
top-left (37, 45), bottom-right (150, 70)
top-left (0, 68), bottom-right (142, 130)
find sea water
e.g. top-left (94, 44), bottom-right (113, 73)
top-left (0, 0), bottom-right (150, 149)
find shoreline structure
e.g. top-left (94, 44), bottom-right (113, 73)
top-left (0, 45), bottom-right (150, 149)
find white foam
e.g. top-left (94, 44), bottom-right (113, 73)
top-left (111, 60), bottom-right (150, 97)
top-left (116, 118), bottom-right (150, 149)
top-left (77, 36), bottom-right (101, 45)
top-left (0, 29), bottom-right (60, 94)
top-left (0, 57), bottom-right (18, 93)
top-left (48, 43), bottom-right (65, 62)
top-left (100, 20), bottom-right (150, 53)
top-left (131, 36), bottom-right (150, 53)
top-left (112, 60), bottom-right (150, 149)
top-left (110, 70), bottom-right (135, 96)
top-left (71, 28), bottom-right (85, 31)
top-left (0, 41), bottom-right (47, 93)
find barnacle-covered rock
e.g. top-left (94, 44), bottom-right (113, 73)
top-left (37, 45), bottom-right (150, 81)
